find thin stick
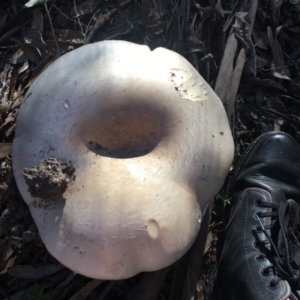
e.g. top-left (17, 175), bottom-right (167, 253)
top-left (180, 203), bottom-right (212, 300)
top-left (44, 1), bottom-right (60, 54)
top-left (0, 21), bottom-right (31, 46)
top-left (73, 0), bottom-right (86, 43)
top-left (126, 268), bottom-right (169, 300)
top-left (86, 8), bottom-right (118, 44)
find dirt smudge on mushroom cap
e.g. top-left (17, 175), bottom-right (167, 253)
top-left (23, 157), bottom-right (75, 201)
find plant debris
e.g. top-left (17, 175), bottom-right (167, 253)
top-left (0, 0), bottom-right (300, 299)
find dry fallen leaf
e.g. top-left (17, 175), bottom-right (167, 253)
top-left (0, 109), bottom-right (18, 130)
top-left (25, 0), bottom-right (49, 8)
top-left (32, 8), bottom-right (44, 33)
top-left (0, 12), bottom-right (7, 30)
top-left (0, 144), bottom-right (12, 160)
top-left (69, 279), bottom-right (103, 300)
top-left (8, 264), bottom-right (65, 279)
top-left (47, 273), bottom-right (75, 300)
top-left (10, 38), bottom-right (41, 65)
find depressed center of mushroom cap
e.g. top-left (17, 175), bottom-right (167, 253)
top-left (12, 40), bottom-right (234, 280)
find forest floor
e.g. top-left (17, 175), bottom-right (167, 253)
top-left (0, 0), bottom-right (300, 299)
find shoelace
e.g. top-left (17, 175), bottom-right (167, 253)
top-left (256, 198), bottom-right (300, 290)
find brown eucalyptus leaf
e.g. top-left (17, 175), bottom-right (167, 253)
top-left (48, 273), bottom-right (75, 300)
top-left (45, 40), bottom-right (72, 53)
top-left (0, 103), bottom-right (10, 114)
top-left (0, 239), bottom-right (15, 274)
top-left (0, 12), bottom-right (7, 30)
top-left (54, 28), bottom-right (84, 44)
top-left (25, 0), bottom-right (49, 7)
top-left (8, 264), bottom-right (64, 279)
top-left (0, 256), bottom-right (15, 275)
top-left (69, 280), bottom-right (103, 300)
top-left (0, 7), bottom-right (34, 35)
top-left (0, 182), bottom-right (9, 203)
top-left (233, 12), bottom-right (257, 76)
top-left (11, 97), bottom-right (23, 109)
top-left (223, 0), bottom-right (249, 32)
top-left (140, 0), bottom-right (151, 25)
top-left (273, 72), bottom-right (291, 80)
top-left (267, 26), bottom-right (290, 77)
top-left (5, 285), bottom-right (44, 300)
top-left (5, 123), bottom-right (16, 138)
top-left (270, 0), bottom-right (284, 27)
top-left (32, 8), bottom-right (44, 33)
top-left (246, 77), bottom-right (286, 91)
top-left (0, 109), bottom-right (18, 130)
top-left (0, 144), bottom-right (12, 159)
top-left (252, 30), bottom-right (268, 49)
top-left (26, 54), bottom-right (60, 88)
top-left (204, 230), bottom-right (213, 254)
top-left (9, 49), bottom-right (27, 65)
top-left (0, 64), bottom-right (13, 103)
top-left (282, 27), bottom-right (300, 43)
top-left (11, 38), bottom-right (41, 65)
top-left (22, 27), bottom-right (51, 59)
top-left (269, 94), bottom-right (288, 111)
top-left (18, 61), bottom-right (30, 74)
top-left (71, 0), bottom-right (101, 17)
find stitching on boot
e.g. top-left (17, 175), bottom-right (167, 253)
top-left (278, 280), bottom-right (289, 300)
top-left (244, 191), bottom-right (266, 300)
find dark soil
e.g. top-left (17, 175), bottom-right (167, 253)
top-left (23, 157), bottom-right (75, 201)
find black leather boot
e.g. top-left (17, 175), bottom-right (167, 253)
top-left (209, 132), bottom-right (300, 300)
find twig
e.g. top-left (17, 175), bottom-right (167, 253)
top-left (96, 281), bottom-right (114, 300)
top-left (180, 203), bottom-right (212, 300)
top-left (53, 3), bottom-right (81, 24)
top-left (86, 8), bottom-right (118, 43)
top-left (73, 0), bottom-right (86, 43)
top-left (44, 1), bottom-right (60, 54)
top-left (0, 21), bottom-right (31, 46)
top-left (126, 268), bottom-right (169, 300)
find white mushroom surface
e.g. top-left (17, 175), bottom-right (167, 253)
top-left (13, 40), bottom-right (234, 279)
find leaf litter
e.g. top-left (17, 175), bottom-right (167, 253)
top-left (0, 0), bottom-right (300, 299)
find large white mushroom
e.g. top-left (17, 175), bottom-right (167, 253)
top-left (13, 40), bottom-right (234, 280)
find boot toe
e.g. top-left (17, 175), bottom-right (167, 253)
top-left (231, 132), bottom-right (300, 201)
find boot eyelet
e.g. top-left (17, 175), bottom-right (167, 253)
top-left (255, 200), bottom-right (262, 207)
top-left (255, 226), bottom-right (262, 233)
top-left (261, 268), bottom-right (272, 276)
top-left (255, 212), bottom-right (262, 219)
top-left (256, 254), bottom-right (266, 262)
top-left (267, 282), bottom-right (279, 290)
top-left (260, 267), bottom-right (273, 276)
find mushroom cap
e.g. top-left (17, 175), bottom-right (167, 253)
top-left (13, 40), bottom-right (234, 279)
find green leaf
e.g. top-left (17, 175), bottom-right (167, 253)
top-left (126, 19), bottom-right (134, 29)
